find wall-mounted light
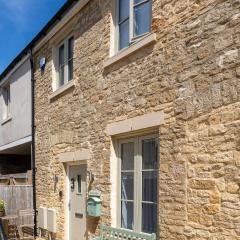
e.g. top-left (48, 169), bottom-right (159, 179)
top-left (54, 175), bottom-right (58, 192)
top-left (87, 171), bottom-right (94, 183)
top-left (39, 57), bottom-right (46, 71)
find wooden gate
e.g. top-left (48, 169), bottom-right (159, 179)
top-left (0, 186), bottom-right (33, 215)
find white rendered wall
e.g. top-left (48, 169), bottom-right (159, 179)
top-left (0, 58), bottom-right (32, 148)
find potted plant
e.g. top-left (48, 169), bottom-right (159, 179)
top-left (0, 200), bottom-right (5, 217)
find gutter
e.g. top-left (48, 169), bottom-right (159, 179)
top-left (30, 49), bottom-right (37, 237)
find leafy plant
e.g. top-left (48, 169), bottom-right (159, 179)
top-left (0, 200), bottom-right (4, 211)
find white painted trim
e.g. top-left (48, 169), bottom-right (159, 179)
top-left (110, 139), bottom-right (118, 228)
top-left (106, 111), bottom-right (164, 136)
top-left (114, 134), bottom-right (158, 232)
top-left (0, 55), bottom-right (30, 86)
top-left (129, 0), bottom-right (134, 42)
top-left (32, 0), bottom-right (90, 54)
top-left (111, 0), bottom-right (153, 57)
top-left (49, 80), bottom-right (75, 101)
top-left (0, 135), bottom-right (32, 152)
top-left (109, 0), bottom-right (118, 57)
top-left (53, 35), bottom-right (74, 91)
top-left (104, 33), bottom-right (156, 68)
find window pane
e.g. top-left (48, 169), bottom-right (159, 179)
top-left (4, 86), bottom-right (10, 107)
top-left (3, 86), bottom-right (10, 119)
top-left (67, 37), bottom-right (74, 81)
top-left (68, 37), bottom-right (74, 60)
top-left (119, 19), bottom-right (130, 50)
top-left (142, 138), bottom-right (158, 170)
top-left (142, 171), bottom-right (157, 202)
top-left (59, 67), bottom-right (64, 87)
top-left (121, 142), bottom-right (134, 170)
top-left (134, 1), bottom-right (151, 36)
top-left (68, 59), bottom-right (73, 81)
top-left (59, 44), bottom-right (65, 66)
top-left (134, 0), bottom-right (145, 4)
top-left (77, 175), bottom-right (81, 194)
top-left (7, 86), bottom-right (10, 105)
top-left (142, 203), bottom-right (157, 233)
top-left (119, 0), bottom-right (130, 23)
top-left (121, 201), bottom-right (133, 230)
top-left (121, 172), bottom-right (134, 200)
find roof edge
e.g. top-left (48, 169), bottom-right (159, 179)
top-left (0, 0), bottom-right (79, 80)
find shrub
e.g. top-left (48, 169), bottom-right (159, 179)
top-left (0, 200), bottom-right (4, 211)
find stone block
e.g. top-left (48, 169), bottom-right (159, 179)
top-left (227, 182), bottom-right (239, 194)
top-left (203, 204), bottom-right (220, 215)
top-left (211, 151), bottom-right (234, 164)
top-left (234, 151), bottom-right (240, 166)
top-left (210, 191), bottom-right (221, 204)
top-left (189, 179), bottom-right (215, 190)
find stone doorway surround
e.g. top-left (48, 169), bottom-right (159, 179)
top-left (58, 149), bottom-right (91, 240)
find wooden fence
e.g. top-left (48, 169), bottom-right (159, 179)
top-left (0, 185), bottom-right (33, 215)
top-left (0, 171), bottom-right (32, 186)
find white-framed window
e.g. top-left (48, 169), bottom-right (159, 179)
top-left (2, 84), bottom-right (11, 120)
top-left (55, 36), bottom-right (74, 89)
top-left (116, 0), bottom-right (152, 51)
top-left (118, 134), bottom-right (158, 234)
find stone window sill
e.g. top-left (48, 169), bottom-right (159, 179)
top-left (104, 33), bottom-right (157, 68)
top-left (1, 115), bottom-right (12, 125)
top-left (49, 80), bottom-right (75, 102)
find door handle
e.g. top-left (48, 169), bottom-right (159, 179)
top-left (75, 213), bottom-right (83, 218)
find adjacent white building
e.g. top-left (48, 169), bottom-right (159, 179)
top-left (0, 55), bottom-right (32, 175)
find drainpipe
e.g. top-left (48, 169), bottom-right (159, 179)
top-left (30, 48), bottom-right (37, 237)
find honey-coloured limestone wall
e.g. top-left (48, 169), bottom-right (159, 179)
top-left (34, 0), bottom-right (240, 239)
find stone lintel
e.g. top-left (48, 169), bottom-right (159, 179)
top-left (106, 111), bottom-right (165, 136)
top-left (59, 149), bottom-right (91, 163)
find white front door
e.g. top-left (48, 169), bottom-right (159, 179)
top-left (69, 165), bottom-right (87, 240)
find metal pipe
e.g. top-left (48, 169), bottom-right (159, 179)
top-left (29, 48), bottom-right (37, 237)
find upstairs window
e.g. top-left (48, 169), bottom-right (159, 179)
top-left (2, 84), bottom-right (11, 120)
top-left (56, 36), bottom-right (74, 89)
top-left (118, 0), bottom-right (152, 50)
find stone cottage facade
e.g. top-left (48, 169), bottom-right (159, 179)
top-left (31, 0), bottom-right (240, 240)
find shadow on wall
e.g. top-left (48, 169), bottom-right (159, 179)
top-left (0, 155), bottom-right (31, 175)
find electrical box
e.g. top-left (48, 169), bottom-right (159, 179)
top-left (87, 190), bottom-right (102, 217)
top-left (47, 208), bottom-right (57, 233)
top-left (38, 207), bottom-right (47, 229)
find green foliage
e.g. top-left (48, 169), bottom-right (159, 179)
top-left (0, 200), bottom-right (4, 211)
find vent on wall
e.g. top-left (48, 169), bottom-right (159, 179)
top-left (38, 207), bottom-right (47, 229)
top-left (47, 208), bottom-right (57, 233)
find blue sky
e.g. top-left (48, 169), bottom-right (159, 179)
top-left (0, 0), bottom-right (67, 74)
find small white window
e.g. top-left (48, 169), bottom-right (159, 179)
top-left (116, 0), bottom-right (152, 51)
top-left (118, 134), bottom-right (158, 234)
top-left (55, 36), bottom-right (74, 89)
top-left (2, 84), bottom-right (11, 120)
